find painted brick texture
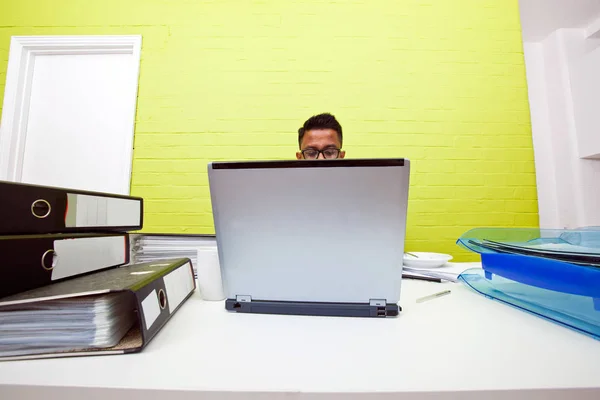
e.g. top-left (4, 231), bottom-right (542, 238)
top-left (0, 0), bottom-right (538, 261)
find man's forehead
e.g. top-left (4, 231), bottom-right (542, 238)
top-left (302, 129), bottom-right (341, 147)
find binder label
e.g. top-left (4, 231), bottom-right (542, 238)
top-left (141, 289), bottom-right (161, 330)
top-left (66, 194), bottom-right (141, 227)
top-left (51, 235), bottom-right (127, 280)
top-left (163, 261), bottom-right (195, 314)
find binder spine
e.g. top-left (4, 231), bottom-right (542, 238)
top-left (0, 181), bottom-right (143, 234)
top-left (0, 234), bottom-right (130, 298)
top-left (0, 184), bottom-right (66, 234)
top-left (135, 259), bottom-right (196, 346)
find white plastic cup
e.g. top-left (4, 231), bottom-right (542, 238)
top-left (195, 247), bottom-right (225, 301)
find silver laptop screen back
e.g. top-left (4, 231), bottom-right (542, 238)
top-left (208, 159), bottom-right (410, 304)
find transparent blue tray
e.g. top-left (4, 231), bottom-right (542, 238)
top-left (478, 253), bottom-right (600, 298)
top-left (459, 254), bottom-right (600, 340)
top-left (456, 227), bottom-right (600, 267)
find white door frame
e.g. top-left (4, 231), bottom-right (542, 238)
top-left (0, 35), bottom-right (142, 194)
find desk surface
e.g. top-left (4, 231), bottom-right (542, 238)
top-left (1, 263), bottom-right (600, 400)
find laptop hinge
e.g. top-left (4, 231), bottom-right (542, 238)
top-left (236, 295), bottom-right (252, 303)
top-left (369, 299), bottom-right (388, 317)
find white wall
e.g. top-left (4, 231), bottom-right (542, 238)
top-left (519, 0), bottom-right (600, 41)
top-left (569, 36), bottom-right (600, 159)
top-left (523, 26), bottom-right (600, 229)
top-left (21, 53), bottom-right (137, 194)
top-left (523, 42), bottom-right (560, 229)
top-left (0, 36), bottom-right (141, 196)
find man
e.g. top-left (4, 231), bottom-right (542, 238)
top-left (296, 113), bottom-right (346, 160)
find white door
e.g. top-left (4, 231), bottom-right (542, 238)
top-left (0, 35), bottom-right (141, 195)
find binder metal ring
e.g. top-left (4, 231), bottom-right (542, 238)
top-left (31, 199), bottom-right (51, 219)
top-left (41, 249), bottom-right (56, 271)
top-left (158, 289), bottom-right (167, 310)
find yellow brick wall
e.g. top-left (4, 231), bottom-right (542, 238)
top-left (0, 0), bottom-right (538, 261)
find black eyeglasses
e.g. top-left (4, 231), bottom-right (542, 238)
top-left (301, 148), bottom-right (341, 160)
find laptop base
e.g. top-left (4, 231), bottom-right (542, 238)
top-left (225, 298), bottom-right (401, 318)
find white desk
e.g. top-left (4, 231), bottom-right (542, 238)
top-left (1, 263), bottom-right (600, 400)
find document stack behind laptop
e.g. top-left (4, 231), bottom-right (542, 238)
top-left (0, 181), bottom-right (196, 361)
top-left (130, 233), bottom-right (217, 279)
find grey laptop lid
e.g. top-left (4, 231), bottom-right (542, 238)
top-left (207, 158), bottom-right (410, 314)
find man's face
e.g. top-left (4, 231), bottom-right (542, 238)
top-left (296, 129), bottom-right (346, 160)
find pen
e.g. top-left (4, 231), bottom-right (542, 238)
top-left (416, 289), bottom-right (451, 303)
top-left (402, 274), bottom-right (442, 283)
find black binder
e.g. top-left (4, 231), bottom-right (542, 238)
top-left (0, 258), bottom-right (196, 361)
top-left (0, 180), bottom-right (143, 234)
top-left (0, 233), bottom-right (130, 298)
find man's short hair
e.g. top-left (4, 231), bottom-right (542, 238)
top-left (298, 113), bottom-right (343, 148)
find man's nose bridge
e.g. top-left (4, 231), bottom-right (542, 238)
top-left (317, 152), bottom-right (325, 159)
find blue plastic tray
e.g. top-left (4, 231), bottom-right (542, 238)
top-left (456, 227), bottom-right (600, 267)
top-left (459, 267), bottom-right (600, 340)
top-left (480, 252), bottom-right (600, 299)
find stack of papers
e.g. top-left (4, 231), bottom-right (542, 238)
top-left (403, 263), bottom-right (479, 283)
top-left (472, 240), bottom-right (600, 267)
top-left (130, 234), bottom-right (217, 278)
top-left (0, 292), bottom-right (137, 358)
top-left (456, 227), bottom-right (600, 267)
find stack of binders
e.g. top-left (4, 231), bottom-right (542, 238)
top-left (0, 181), bottom-right (196, 361)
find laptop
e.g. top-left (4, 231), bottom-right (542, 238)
top-left (207, 158), bottom-right (410, 318)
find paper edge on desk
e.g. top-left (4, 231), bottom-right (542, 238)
top-left (0, 324), bottom-right (144, 362)
top-left (0, 289), bottom-right (112, 307)
top-left (0, 349), bottom-right (127, 362)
